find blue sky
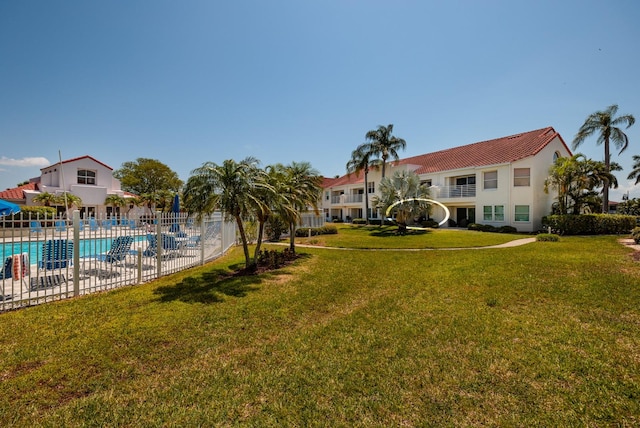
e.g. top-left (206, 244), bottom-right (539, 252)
top-left (1, 0), bottom-right (639, 200)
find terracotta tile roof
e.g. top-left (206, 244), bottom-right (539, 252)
top-left (327, 127), bottom-right (570, 187)
top-left (0, 182), bottom-right (39, 201)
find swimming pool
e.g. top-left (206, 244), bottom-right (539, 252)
top-left (0, 236), bottom-right (147, 265)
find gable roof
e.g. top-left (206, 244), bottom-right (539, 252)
top-left (41, 155), bottom-right (113, 171)
top-left (327, 127), bottom-right (570, 187)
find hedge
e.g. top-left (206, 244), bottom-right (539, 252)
top-left (541, 214), bottom-right (636, 235)
top-left (294, 225), bottom-right (339, 237)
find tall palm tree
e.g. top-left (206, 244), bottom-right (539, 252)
top-left (346, 144), bottom-right (379, 225)
top-left (628, 155), bottom-right (640, 185)
top-left (183, 157), bottom-right (266, 270)
top-left (572, 104), bottom-right (635, 213)
top-left (363, 124), bottom-right (407, 179)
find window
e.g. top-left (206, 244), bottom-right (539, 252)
top-left (483, 171), bottom-right (497, 190)
top-left (325, 191), bottom-right (329, 201)
top-left (514, 168), bottom-right (530, 187)
top-left (553, 151), bottom-right (561, 162)
top-left (483, 205), bottom-right (505, 221)
top-left (514, 205), bottom-right (530, 222)
top-left (483, 206), bottom-right (493, 221)
top-left (421, 179), bottom-right (432, 187)
top-left (367, 182), bottom-right (375, 194)
top-left (77, 169), bottom-right (96, 185)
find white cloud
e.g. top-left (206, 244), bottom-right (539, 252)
top-left (0, 156), bottom-right (50, 167)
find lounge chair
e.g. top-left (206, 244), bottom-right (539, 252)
top-left (0, 256), bottom-right (11, 279)
top-left (38, 239), bottom-right (73, 269)
top-left (55, 220), bottom-right (66, 232)
top-left (30, 221), bottom-right (44, 234)
top-left (142, 234), bottom-right (181, 258)
top-left (89, 218), bottom-right (99, 231)
top-left (31, 240), bottom-right (72, 290)
top-left (84, 236), bottom-right (134, 264)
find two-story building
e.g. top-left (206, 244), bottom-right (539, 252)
top-left (322, 127), bottom-right (572, 232)
top-left (0, 155), bottom-right (139, 218)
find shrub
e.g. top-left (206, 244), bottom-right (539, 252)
top-left (497, 226), bottom-right (518, 233)
top-left (421, 219), bottom-right (439, 228)
top-left (294, 225), bottom-right (338, 237)
top-left (632, 227), bottom-right (640, 244)
top-left (467, 223), bottom-right (497, 233)
top-left (542, 214), bottom-right (636, 235)
top-left (536, 233), bottom-right (560, 242)
top-left (352, 218), bottom-right (367, 225)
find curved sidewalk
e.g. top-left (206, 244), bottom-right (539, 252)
top-left (289, 237), bottom-right (537, 251)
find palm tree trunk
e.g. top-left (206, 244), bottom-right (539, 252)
top-left (603, 138), bottom-right (610, 213)
top-left (289, 223), bottom-right (296, 252)
top-left (235, 215), bottom-right (254, 269)
top-left (364, 169), bottom-right (370, 225)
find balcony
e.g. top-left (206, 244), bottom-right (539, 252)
top-left (431, 184), bottom-right (476, 199)
top-left (331, 194), bottom-right (364, 204)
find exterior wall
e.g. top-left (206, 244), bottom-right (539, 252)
top-left (29, 157), bottom-right (130, 218)
top-left (321, 135), bottom-right (573, 232)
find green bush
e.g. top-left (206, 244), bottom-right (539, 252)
top-left (421, 219), bottom-right (439, 228)
top-left (536, 233), bottom-right (560, 242)
top-left (498, 226), bottom-right (518, 233)
top-left (294, 225), bottom-right (338, 237)
top-left (467, 223), bottom-right (499, 233)
top-left (352, 218), bottom-right (367, 225)
top-left (542, 214), bottom-right (636, 235)
top-left (631, 227), bottom-right (640, 244)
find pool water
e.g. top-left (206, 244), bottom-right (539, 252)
top-left (0, 236), bottom-right (147, 265)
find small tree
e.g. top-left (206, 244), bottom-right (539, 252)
top-left (371, 170), bottom-right (430, 234)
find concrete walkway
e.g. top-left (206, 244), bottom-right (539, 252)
top-left (289, 237), bottom-right (538, 251)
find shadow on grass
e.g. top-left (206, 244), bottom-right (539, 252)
top-left (154, 255), bottom-right (307, 304)
top-left (368, 227), bottom-right (430, 237)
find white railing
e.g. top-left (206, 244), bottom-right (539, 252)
top-left (0, 211), bottom-right (235, 312)
top-left (431, 184), bottom-right (476, 198)
top-left (331, 194), bottom-right (364, 204)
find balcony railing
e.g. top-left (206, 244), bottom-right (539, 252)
top-left (431, 184), bottom-right (476, 198)
top-left (331, 194), bottom-right (364, 204)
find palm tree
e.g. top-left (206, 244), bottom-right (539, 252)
top-left (183, 157), bottom-right (266, 270)
top-left (104, 194), bottom-right (127, 217)
top-left (371, 170), bottom-right (430, 234)
top-left (363, 124), bottom-right (407, 179)
top-left (544, 154), bottom-right (618, 214)
top-left (273, 162), bottom-right (322, 252)
top-left (346, 144), bottom-right (380, 225)
top-left (33, 192), bottom-right (57, 207)
top-left (628, 155), bottom-right (640, 185)
top-left (572, 104), bottom-right (635, 213)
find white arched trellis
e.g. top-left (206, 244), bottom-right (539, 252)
top-left (385, 198), bottom-right (451, 227)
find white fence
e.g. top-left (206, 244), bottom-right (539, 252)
top-left (0, 211), bottom-right (235, 312)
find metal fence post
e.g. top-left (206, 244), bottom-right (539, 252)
top-left (72, 210), bottom-right (80, 296)
top-left (155, 211), bottom-right (162, 279)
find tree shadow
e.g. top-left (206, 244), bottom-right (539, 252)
top-left (153, 255), bottom-right (308, 304)
top-left (368, 227), bottom-right (430, 237)
top-left (154, 267), bottom-right (263, 304)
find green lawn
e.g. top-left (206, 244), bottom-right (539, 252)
top-left (1, 230), bottom-right (639, 426)
top-left (296, 223), bottom-right (522, 248)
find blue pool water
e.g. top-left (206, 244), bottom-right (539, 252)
top-left (0, 236), bottom-right (146, 265)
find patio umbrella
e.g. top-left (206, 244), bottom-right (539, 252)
top-left (0, 199), bottom-right (21, 217)
top-left (169, 194), bottom-right (180, 233)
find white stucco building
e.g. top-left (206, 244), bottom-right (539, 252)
top-left (1, 155), bottom-right (139, 218)
top-left (322, 127), bottom-right (572, 232)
